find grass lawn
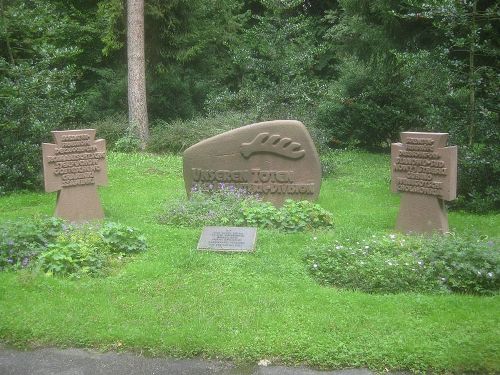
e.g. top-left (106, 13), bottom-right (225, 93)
top-left (0, 150), bottom-right (498, 373)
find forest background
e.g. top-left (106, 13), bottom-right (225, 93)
top-left (0, 0), bottom-right (498, 212)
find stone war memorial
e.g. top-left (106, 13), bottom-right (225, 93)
top-left (183, 120), bottom-right (321, 205)
top-left (391, 131), bottom-right (457, 233)
top-left (42, 129), bottom-right (107, 222)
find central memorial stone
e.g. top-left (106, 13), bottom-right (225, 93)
top-left (183, 120), bottom-right (321, 205)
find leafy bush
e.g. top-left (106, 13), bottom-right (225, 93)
top-left (114, 135), bottom-right (141, 153)
top-left (306, 233), bottom-right (499, 295)
top-left (0, 217), bottom-right (65, 270)
top-left (0, 0), bottom-right (103, 194)
top-left (91, 113), bottom-right (142, 152)
top-left (160, 188), bottom-right (334, 232)
top-left (0, 217), bottom-right (147, 277)
top-left (80, 68), bottom-right (127, 123)
top-left (147, 111), bottom-right (259, 154)
top-left (0, 58), bottom-right (83, 194)
top-left (100, 222), bottom-right (147, 254)
top-left (315, 55), bottom-right (447, 150)
top-left (320, 151), bottom-right (337, 178)
top-left (451, 144), bottom-right (500, 213)
top-left (205, 12), bottom-right (330, 126)
top-left (38, 230), bottom-right (109, 277)
top-left (92, 113), bottom-right (129, 149)
top-left (241, 199), bottom-right (334, 232)
top-left (159, 187), bottom-right (257, 227)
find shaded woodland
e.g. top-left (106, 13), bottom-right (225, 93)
top-left (0, 0), bottom-right (498, 211)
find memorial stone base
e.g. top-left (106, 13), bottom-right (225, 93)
top-left (396, 193), bottom-right (449, 234)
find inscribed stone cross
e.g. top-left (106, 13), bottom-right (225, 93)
top-left (42, 129), bottom-right (107, 222)
top-left (391, 132), bottom-right (457, 233)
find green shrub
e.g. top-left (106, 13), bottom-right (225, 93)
top-left (320, 151), bottom-right (338, 178)
top-left (160, 188), bottom-right (333, 232)
top-left (0, 58), bottom-right (83, 194)
top-left (92, 113), bottom-right (129, 149)
top-left (100, 222), bottom-right (147, 254)
top-left (279, 200), bottom-right (334, 231)
top-left (159, 187), bottom-right (256, 227)
top-left (450, 144), bottom-right (500, 213)
top-left (114, 135), bottom-right (141, 153)
top-left (0, 217), bottom-right (65, 271)
top-left (91, 113), bottom-right (143, 152)
top-left (147, 111), bottom-right (259, 154)
top-left (306, 233), bottom-right (499, 295)
top-left (0, 217), bottom-right (147, 277)
top-left (38, 230), bottom-right (109, 277)
top-left (419, 234), bottom-right (499, 294)
top-left (240, 199), bottom-right (334, 232)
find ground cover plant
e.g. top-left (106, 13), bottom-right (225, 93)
top-left (159, 186), bottom-right (333, 232)
top-left (306, 233), bottom-right (499, 295)
top-left (1, 218), bottom-right (146, 277)
top-left (0, 151), bottom-right (498, 373)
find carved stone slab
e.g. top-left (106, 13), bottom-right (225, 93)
top-left (183, 120), bottom-right (321, 205)
top-left (391, 132), bottom-right (457, 233)
top-left (197, 227), bottom-right (257, 252)
top-left (42, 129), bottom-right (107, 222)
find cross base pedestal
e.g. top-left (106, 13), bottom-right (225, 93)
top-left (55, 185), bottom-right (104, 222)
top-left (396, 193), bottom-right (449, 234)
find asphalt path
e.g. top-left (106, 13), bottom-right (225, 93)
top-left (0, 346), bottom-right (402, 375)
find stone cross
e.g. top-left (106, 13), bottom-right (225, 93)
top-left (42, 129), bottom-right (107, 222)
top-left (391, 132), bottom-right (457, 233)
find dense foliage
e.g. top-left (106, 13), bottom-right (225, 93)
top-left (159, 187), bottom-right (334, 232)
top-left (1, 0), bottom-right (498, 210)
top-left (0, 216), bottom-right (147, 276)
top-left (306, 233), bottom-right (499, 295)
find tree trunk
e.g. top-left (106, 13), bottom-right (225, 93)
top-left (127, 0), bottom-right (148, 150)
top-left (468, 0), bottom-right (477, 146)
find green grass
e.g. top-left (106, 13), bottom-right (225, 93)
top-left (0, 150), bottom-right (499, 373)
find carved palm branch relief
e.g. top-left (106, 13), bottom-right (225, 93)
top-left (240, 132), bottom-right (306, 159)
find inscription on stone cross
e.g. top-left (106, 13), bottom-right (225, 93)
top-left (391, 132), bottom-right (457, 233)
top-left (42, 129), bottom-right (107, 222)
top-left (183, 120), bottom-right (321, 206)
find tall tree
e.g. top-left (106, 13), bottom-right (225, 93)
top-left (127, 0), bottom-right (148, 149)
